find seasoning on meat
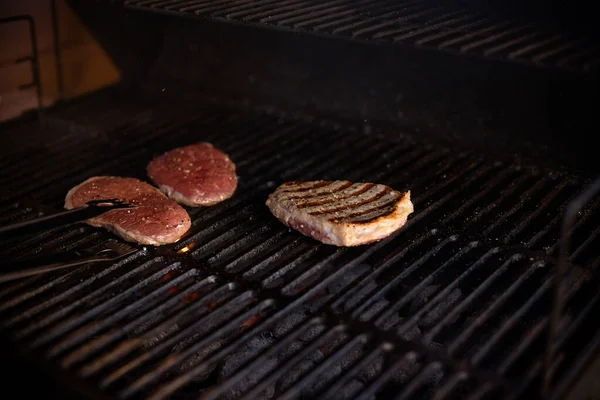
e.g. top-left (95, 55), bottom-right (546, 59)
top-left (146, 142), bottom-right (237, 207)
top-left (65, 176), bottom-right (191, 246)
top-left (266, 180), bottom-right (413, 246)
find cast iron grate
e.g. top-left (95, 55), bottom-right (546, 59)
top-left (0, 87), bottom-right (599, 399)
top-left (123, 0), bottom-right (600, 72)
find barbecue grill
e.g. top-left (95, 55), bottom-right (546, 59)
top-left (1, 1), bottom-right (599, 399)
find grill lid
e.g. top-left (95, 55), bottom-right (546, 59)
top-left (122, 0), bottom-right (600, 73)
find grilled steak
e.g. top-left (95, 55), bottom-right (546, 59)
top-left (146, 142), bottom-right (237, 207)
top-left (65, 176), bottom-right (191, 246)
top-left (266, 180), bottom-right (413, 246)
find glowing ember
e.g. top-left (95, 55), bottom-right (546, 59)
top-left (177, 242), bottom-right (197, 254)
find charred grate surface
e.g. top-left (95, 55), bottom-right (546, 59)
top-left (0, 87), bottom-right (599, 400)
top-left (123, 0), bottom-right (600, 72)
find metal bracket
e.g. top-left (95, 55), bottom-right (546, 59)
top-left (543, 176), bottom-right (600, 396)
top-left (0, 15), bottom-right (43, 123)
top-left (50, 0), bottom-right (64, 99)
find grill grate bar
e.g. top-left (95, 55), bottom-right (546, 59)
top-left (229, 0), bottom-right (309, 20)
top-left (66, 274), bottom-right (220, 372)
top-left (465, 382), bottom-right (501, 400)
top-left (0, 237), bottom-right (134, 318)
top-left (392, 15), bottom-right (478, 42)
top-left (483, 31), bottom-right (546, 57)
top-left (2, 91), bottom-right (598, 399)
top-left (320, 343), bottom-right (393, 400)
top-left (502, 180), bottom-right (575, 244)
top-left (480, 177), bottom-right (550, 237)
top-left (359, 7), bottom-right (451, 39)
top-left (124, 236), bottom-right (509, 398)
top-left (97, 283), bottom-right (246, 388)
top-left (133, 302), bottom-right (279, 399)
top-left (200, 317), bottom-right (325, 400)
top-left (445, 257), bottom-right (544, 357)
top-left (208, 0), bottom-right (282, 17)
top-left (144, 303), bottom-right (276, 398)
top-left (2, 116), bottom-right (215, 202)
top-left (331, 229), bottom-right (439, 314)
top-left (571, 224), bottom-right (600, 263)
top-left (391, 247), bottom-right (499, 336)
top-left (438, 21), bottom-right (513, 49)
top-left (533, 41), bottom-right (579, 63)
top-left (424, 255), bottom-right (524, 347)
top-left (239, 325), bottom-right (344, 400)
top-left (282, 0), bottom-right (383, 27)
top-left (548, 196), bottom-right (600, 255)
top-left (278, 332), bottom-right (369, 400)
top-left (104, 290), bottom-right (260, 392)
top-left (430, 371), bottom-right (468, 400)
top-left (26, 258), bottom-right (181, 348)
top-left (508, 35), bottom-right (565, 59)
top-left (356, 351), bottom-right (420, 399)
top-left (466, 173), bottom-right (535, 227)
top-left (1, 111), bottom-right (194, 187)
top-left (416, 18), bottom-right (489, 45)
top-left (393, 362), bottom-right (444, 400)
top-left (469, 276), bottom-right (553, 366)
top-left (557, 47), bottom-right (600, 68)
top-left (181, 0), bottom-right (240, 13)
top-left (367, 241), bottom-right (479, 326)
top-left (351, 235), bottom-right (458, 320)
top-left (76, 278), bottom-right (230, 377)
top-left (48, 266), bottom-right (198, 359)
top-left (406, 162), bottom-right (497, 227)
top-left (213, 0), bottom-right (294, 18)
top-left (242, 240), bottom-right (309, 283)
top-left (258, 0), bottom-right (353, 23)
top-left (554, 293), bottom-right (600, 354)
top-left (331, 1), bottom-right (434, 35)
top-left (0, 249), bottom-right (147, 314)
top-left (437, 168), bottom-right (516, 227)
top-left (459, 25), bottom-right (532, 53)
top-left (497, 270), bottom-right (591, 376)
top-left (497, 318), bottom-right (548, 375)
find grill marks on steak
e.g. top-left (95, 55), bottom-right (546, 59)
top-left (266, 180), bottom-right (413, 246)
top-left (64, 176), bottom-right (191, 246)
top-left (146, 142), bottom-right (237, 207)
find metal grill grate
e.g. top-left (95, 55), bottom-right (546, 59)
top-left (1, 87), bottom-right (599, 399)
top-left (123, 0), bottom-right (600, 72)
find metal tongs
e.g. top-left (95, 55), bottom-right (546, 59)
top-left (0, 199), bottom-right (139, 283)
top-left (0, 198), bottom-right (132, 238)
top-left (0, 241), bottom-right (139, 283)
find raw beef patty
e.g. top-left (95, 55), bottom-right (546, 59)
top-left (65, 176), bottom-right (191, 246)
top-left (147, 142), bottom-right (237, 206)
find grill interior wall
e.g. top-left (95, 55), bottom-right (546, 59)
top-left (67, 0), bottom-right (600, 177)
